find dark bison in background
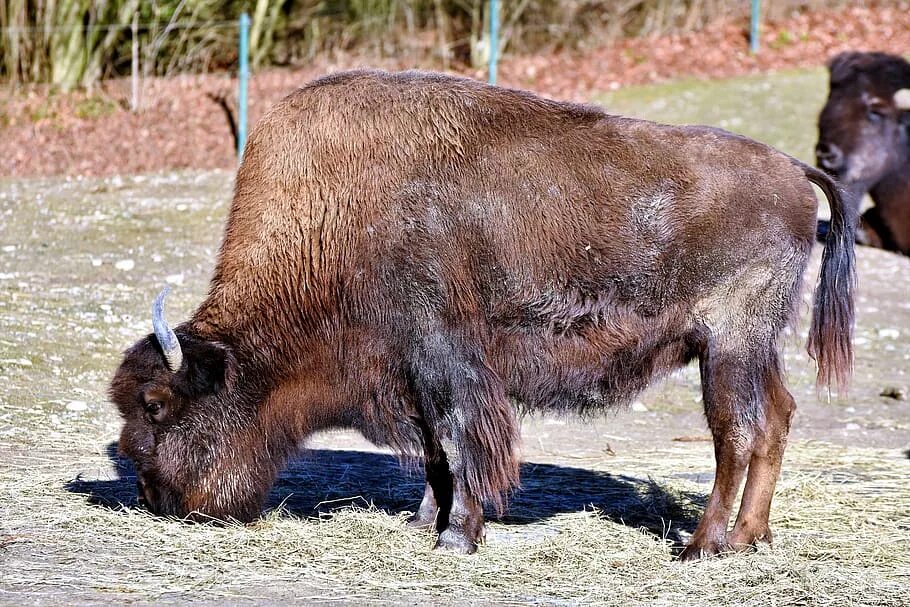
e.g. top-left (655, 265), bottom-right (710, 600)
top-left (816, 51), bottom-right (910, 254)
top-left (110, 70), bottom-right (855, 560)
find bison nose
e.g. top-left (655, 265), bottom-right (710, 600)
top-left (815, 142), bottom-right (845, 172)
top-left (136, 476), bottom-right (159, 513)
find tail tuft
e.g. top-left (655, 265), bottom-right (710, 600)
top-left (804, 165), bottom-right (857, 394)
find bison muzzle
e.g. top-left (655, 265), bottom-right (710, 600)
top-left (110, 70), bottom-right (856, 559)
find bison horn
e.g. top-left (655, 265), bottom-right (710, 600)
top-left (895, 89), bottom-right (910, 110)
top-left (152, 287), bottom-right (183, 373)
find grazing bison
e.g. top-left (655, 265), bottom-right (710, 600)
top-left (110, 70), bottom-right (855, 559)
top-left (815, 51), bottom-right (910, 254)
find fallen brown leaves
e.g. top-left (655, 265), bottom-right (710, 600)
top-left (1, 4), bottom-right (908, 178)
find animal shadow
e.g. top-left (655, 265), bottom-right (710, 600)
top-left (66, 442), bottom-right (706, 546)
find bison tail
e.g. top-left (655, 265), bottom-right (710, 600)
top-left (804, 165), bottom-right (857, 393)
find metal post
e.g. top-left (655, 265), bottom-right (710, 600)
top-left (750, 0), bottom-right (761, 54)
top-left (488, 0), bottom-right (499, 85)
top-left (130, 11), bottom-right (140, 112)
top-left (238, 12), bottom-right (250, 160)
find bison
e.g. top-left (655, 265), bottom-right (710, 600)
top-left (110, 70), bottom-right (855, 559)
top-left (815, 51), bottom-right (910, 254)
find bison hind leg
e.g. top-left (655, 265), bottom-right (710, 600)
top-left (726, 360), bottom-right (795, 551)
top-left (680, 343), bottom-right (791, 561)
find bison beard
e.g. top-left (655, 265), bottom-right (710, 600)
top-left (109, 70), bottom-right (856, 558)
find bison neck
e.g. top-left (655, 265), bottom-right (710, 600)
top-left (189, 144), bottom-right (368, 361)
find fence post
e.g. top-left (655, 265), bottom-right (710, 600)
top-left (488, 0), bottom-right (499, 85)
top-left (238, 12), bottom-right (250, 161)
top-left (750, 0), bottom-right (761, 54)
top-left (131, 11), bottom-right (140, 112)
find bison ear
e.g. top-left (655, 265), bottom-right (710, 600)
top-left (182, 340), bottom-right (237, 397)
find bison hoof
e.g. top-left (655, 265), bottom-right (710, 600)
top-left (728, 527), bottom-right (773, 551)
top-left (406, 509), bottom-right (437, 530)
top-left (434, 528), bottom-right (479, 554)
top-left (678, 539), bottom-right (733, 561)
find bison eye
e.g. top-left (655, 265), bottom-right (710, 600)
top-left (144, 400), bottom-right (167, 423)
top-left (867, 108), bottom-right (885, 123)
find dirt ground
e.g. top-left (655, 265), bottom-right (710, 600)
top-left (0, 164), bottom-right (908, 605)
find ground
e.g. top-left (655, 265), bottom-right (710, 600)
top-left (0, 171), bottom-right (907, 605)
top-left (2, 16), bottom-right (910, 607)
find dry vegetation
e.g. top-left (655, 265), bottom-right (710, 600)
top-left (3, 434), bottom-right (909, 606)
top-left (2, 3), bottom-right (910, 178)
top-left (1, 1), bottom-right (864, 89)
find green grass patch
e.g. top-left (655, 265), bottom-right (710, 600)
top-left (74, 94), bottom-right (118, 120)
top-left (596, 68), bottom-right (829, 164)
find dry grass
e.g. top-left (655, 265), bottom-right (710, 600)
top-left (1, 434), bottom-right (908, 605)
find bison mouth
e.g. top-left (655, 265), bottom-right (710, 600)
top-left (815, 141), bottom-right (847, 178)
top-left (134, 471), bottom-right (263, 524)
top-left (135, 471), bottom-right (187, 519)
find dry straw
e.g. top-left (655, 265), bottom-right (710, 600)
top-left (2, 434), bottom-right (908, 605)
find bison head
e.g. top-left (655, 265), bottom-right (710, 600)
top-left (109, 289), bottom-right (272, 523)
top-left (816, 52), bottom-right (910, 190)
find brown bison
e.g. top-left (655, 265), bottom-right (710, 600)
top-left (816, 51), bottom-right (910, 254)
top-left (110, 70), bottom-right (855, 559)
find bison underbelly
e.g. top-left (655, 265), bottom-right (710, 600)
top-left (492, 326), bottom-right (696, 414)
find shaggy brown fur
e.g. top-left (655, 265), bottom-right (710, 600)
top-left (816, 51), bottom-right (910, 255)
top-left (110, 69), bottom-right (855, 556)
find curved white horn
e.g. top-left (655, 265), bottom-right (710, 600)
top-left (895, 88), bottom-right (910, 110)
top-left (152, 287), bottom-right (183, 373)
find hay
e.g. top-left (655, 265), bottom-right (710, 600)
top-left (1, 434), bottom-right (908, 606)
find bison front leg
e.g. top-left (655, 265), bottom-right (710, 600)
top-left (435, 473), bottom-right (486, 553)
top-left (407, 434), bottom-right (453, 531)
top-left (857, 207), bottom-right (889, 250)
top-left (408, 479), bottom-right (443, 530)
top-left (409, 335), bottom-right (520, 554)
top-left (408, 437), bottom-right (485, 554)
top-left (413, 432), bottom-right (490, 554)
